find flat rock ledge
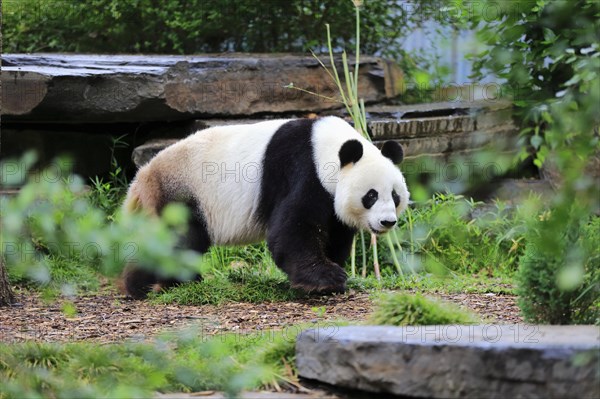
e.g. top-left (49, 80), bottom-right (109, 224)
top-left (1, 53), bottom-right (402, 122)
top-left (296, 325), bottom-right (600, 399)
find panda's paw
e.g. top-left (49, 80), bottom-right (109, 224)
top-left (292, 262), bottom-right (347, 294)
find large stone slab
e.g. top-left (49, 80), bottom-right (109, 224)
top-left (296, 325), bottom-right (600, 398)
top-left (1, 54), bottom-right (402, 123)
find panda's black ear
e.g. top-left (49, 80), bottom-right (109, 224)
top-left (381, 140), bottom-right (404, 164)
top-left (339, 139), bottom-right (363, 167)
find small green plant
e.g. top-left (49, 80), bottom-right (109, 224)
top-left (311, 306), bottom-right (327, 319)
top-left (88, 135), bottom-right (129, 218)
top-left (369, 292), bottom-right (480, 326)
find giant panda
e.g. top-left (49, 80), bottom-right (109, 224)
top-left (121, 116), bottom-right (410, 298)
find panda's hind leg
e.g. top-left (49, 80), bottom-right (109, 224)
top-left (121, 264), bottom-right (160, 299)
top-left (122, 206), bottom-right (210, 299)
top-left (155, 205), bottom-right (211, 292)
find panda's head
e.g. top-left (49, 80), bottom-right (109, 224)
top-left (334, 139), bottom-right (410, 234)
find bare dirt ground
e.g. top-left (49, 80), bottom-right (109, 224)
top-left (0, 286), bottom-right (523, 344)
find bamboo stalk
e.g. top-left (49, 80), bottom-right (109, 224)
top-left (350, 235), bottom-right (357, 277)
top-left (371, 233), bottom-right (380, 280)
top-left (386, 232), bottom-right (404, 277)
top-left (360, 230), bottom-right (367, 278)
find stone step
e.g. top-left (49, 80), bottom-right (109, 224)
top-left (366, 100), bottom-right (514, 140)
top-left (295, 325), bottom-right (599, 398)
top-left (130, 101), bottom-right (518, 169)
top-left (1, 53), bottom-right (402, 123)
top-left (0, 189), bottom-right (20, 197)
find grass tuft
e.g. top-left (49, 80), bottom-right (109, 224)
top-left (369, 292), bottom-right (480, 326)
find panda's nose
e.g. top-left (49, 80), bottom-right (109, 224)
top-left (380, 219), bottom-right (397, 228)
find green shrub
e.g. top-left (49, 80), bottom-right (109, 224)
top-left (470, 0), bottom-right (600, 170)
top-left (465, 0), bottom-right (600, 326)
top-left (369, 292), bottom-right (479, 326)
top-left (3, 0), bottom-right (431, 57)
top-left (517, 209), bottom-right (599, 325)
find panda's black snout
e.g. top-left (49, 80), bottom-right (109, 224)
top-left (380, 219), bottom-right (397, 228)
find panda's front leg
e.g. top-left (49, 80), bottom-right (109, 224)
top-left (266, 204), bottom-right (347, 293)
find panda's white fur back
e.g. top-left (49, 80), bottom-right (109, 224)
top-left (190, 119), bottom-right (293, 244)
top-left (130, 119), bottom-right (291, 245)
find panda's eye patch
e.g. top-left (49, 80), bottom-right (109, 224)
top-left (362, 189), bottom-right (378, 209)
top-left (392, 190), bottom-right (400, 207)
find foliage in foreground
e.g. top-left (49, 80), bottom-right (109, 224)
top-left (517, 209), bottom-right (600, 325)
top-left (369, 293), bottom-right (479, 326)
top-left (0, 328), bottom-right (297, 399)
top-left (465, 0), bottom-right (600, 326)
top-left (0, 154), bottom-right (202, 295)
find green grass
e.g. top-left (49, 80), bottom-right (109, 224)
top-left (155, 269), bottom-right (515, 307)
top-left (154, 272), bottom-right (301, 306)
top-left (347, 273), bottom-right (515, 295)
top-left (389, 195), bottom-right (526, 276)
top-left (153, 244), bottom-right (305, 305)
top-left (8, 255), bottom-right (101, 294)
top-left (0, 326), bottom-right (302, 399)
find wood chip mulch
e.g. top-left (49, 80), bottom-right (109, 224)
top-left (0, 287), bottom-right (523, 344)
top-left (437, 292), bottom-right (523, 324)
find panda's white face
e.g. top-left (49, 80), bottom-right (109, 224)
top-left (333, 140), bottom-right (410, 234)
top-left (335, 158), bottom-right (409, 234)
